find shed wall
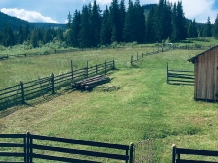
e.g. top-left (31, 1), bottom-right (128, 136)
top-left (194, 47), bottom-right (218, 101)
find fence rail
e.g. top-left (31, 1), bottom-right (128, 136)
top-left (0, 60), bottom-right (115, 109)
top-left (172, 144), bottom-right (218, 163)
top-left (166, 63), bottom-right (194, 86)
top-left (0, 133), bottom-right (134, 163)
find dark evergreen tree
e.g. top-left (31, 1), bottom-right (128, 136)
top-left (171, 3), bottom-right (179, 42)
top-left (2, 25), bottom-right (15, 47)
top-left (133, 0), bottom-right (146, 43)
top-left (204, 17), bottom-right (212, 37)
top-left (123, 0), bottom-right (134, 42)
top-left (146, 6), bottom-right (156, 43)
top-left (187, 19), bottom-right (198, 38)
top-left (23, 23), bottom-right (30, 41)
top-left (109, 0), bottom-right (120, 42)
top-left (118, 0), bottom-right (126, 42)
top-left (66, 12), bottom-right (72, 29)
top-left (91, 0), bottom-right (101, 47)
top-left (176, 1), bottom-right (186, 40)
top-left (78, 5), bottom-right (92, 48)
top-left (100, 6), bottom-right (111, 45)
top-left (17, 25), bottom-right (24, 44)
top-left (30, 28), bottom-right (39, 47)
top-left (214, 14), bottom-right (218, 39)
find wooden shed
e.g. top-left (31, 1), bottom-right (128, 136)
top-left (188, 45), bottom-right (218, 101)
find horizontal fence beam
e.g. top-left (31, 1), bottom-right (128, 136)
top-left (0, 133), bottom-right (132, 163)
top-left (0, 60), bottom-right (115, 109)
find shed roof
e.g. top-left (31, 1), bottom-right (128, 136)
top-left (188, 44), bottom-right (218, 64)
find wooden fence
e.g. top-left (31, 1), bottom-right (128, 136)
top-left (0, 133), bottom-right (134, 163)
top-left (0, 60), bottom-right (115, 109)
top-left (130, 46), bottom-right (171, 65)
top-left (172, 144), bottom-right (218, 163)
top-left (166, 63), bottom-right (194, 86)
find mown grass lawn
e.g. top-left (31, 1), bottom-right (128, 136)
top-left (0, 46), bottom-right (218, 162)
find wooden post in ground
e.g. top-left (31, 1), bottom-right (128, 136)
top-left (172, 144), bottom-right (176, 163)
top-left (20, 82), bottom-right (25, 104)
top-left (86, 61), bottom-right (89, 78)
top-left (71, 60), bottom-right (74, 82)
top-left (105, 61), bottom-right (107, 74)
top-left (129, 143), bottom-right (134, 163)
top-left (51, 73), bottom-right (55, 94)
top-left (167, 63), bottom-right (169, 84)
top-left (26, 132), bottom-right (30, 163)
top-left (131, 55), bottom-right (133, 65)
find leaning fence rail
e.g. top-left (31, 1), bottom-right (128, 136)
top-left (166, 63), bottom-right (194, 86)
top-left (0, 133), bottom-right (134, 163)
top-left (0, 60), bottom-right (115, 109)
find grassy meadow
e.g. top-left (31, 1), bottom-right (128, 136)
top-left (0, 38), bottom-right (218, 162)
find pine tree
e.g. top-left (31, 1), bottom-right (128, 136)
top-left (100, 6), bottom-right (111, 45)
top-left (67, 12), bottom-right (72, 29)
top-left (2, 25), bottom-right (15, 47)
top-left (123, 0), bottom-right (134, 42)
top-left (146, 6), bottom-right (157, 43)
top-left (176, 1), bottom-right (186, 40)
top-left (109, 0), bottom-right (120, 42)
top-left (205, 17), bottom-right (212, 37)
top-left (91, 0), bottom-right (101, 47)
top-left (118, 0), bottom-right (126, 42)
top-left (17, 25), bottom-right (24, 44)
top-left (133, 0), bottom-right (146, 43)
top-left (214, 14), bottom-right (218, 39)
top-left (171, 3), bottom-right (179, 42)
top-left (70, 10), bottom-right (81, 47)
top-left (30, 28), bottom-right (39, 48)
top-left (78, 5), bottom-right (92, 48)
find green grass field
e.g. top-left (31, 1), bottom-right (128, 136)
top-left (0, 39), bottom-right (218, 162)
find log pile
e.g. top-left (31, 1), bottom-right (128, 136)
top-left (74, 75), bottom-right (110, 90)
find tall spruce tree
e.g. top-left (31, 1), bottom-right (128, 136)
top-left (100, 6), bottom-right (111, 45)
top-left (109, 0), bottom-right (120, 42)
top-left (71, 10), bottom-right (81, 47)
top-left (118, 0), bottom-right (126, 42)
top-left (146, 6), bottom-right (156, 43)
top-left (171, 3), bottom-right (179, 42)
top-left (91, 0), bottom-right (101, 47)
top-left (176, 1), bottom-right (186, 40)
top-left (78, 5), bottom-right (92, 48)
top-left (214, 14), bottom-right (218, 39)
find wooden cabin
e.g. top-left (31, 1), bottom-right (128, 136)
top-left (188, 45), bottom-right (218, 101)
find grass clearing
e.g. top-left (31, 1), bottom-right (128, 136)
top-left (0, 44), bottom-right (218, 162)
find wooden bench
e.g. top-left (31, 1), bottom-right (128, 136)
top-left (172, 144), bottom-right (218, 163)
top-left (74, 75), bottom-right (110, 90)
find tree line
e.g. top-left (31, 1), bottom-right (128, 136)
top-left (0, 0), bottom-right (217, 48)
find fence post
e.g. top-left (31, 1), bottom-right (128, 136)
top-left (113, 60), bottom-right (115, 70)
top-left (86, 61), bottom-right (89, 78)
top-left (167, 63), bottom-right (169, 84)
top-left (71, 60), bottom-right (74, 81)
top-left (20, 82), bottom-right (25, 104)
top-left (105, 61), bottom-right (107, 75)
top-left (26, 132), bottom-right (31, 163)
top-left (131, 55), bottom-right (133, 65)
top-left (51, 73), bottom-right (55, 94)
top-left (129, 142), bottom-right (134, 163)
top-left (172, 144), bottom-right (176, 163)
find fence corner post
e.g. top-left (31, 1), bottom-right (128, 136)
top-left (129, 142), bottom-right (134, 163)
top-left (51, 73), bottom-right (55, 94)
top-left (26, 131), bottom-right (31, 163)
top-left (20, 82), bottom-right (25, 104)
top-left (172, 144), bottom-right (176, 163)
